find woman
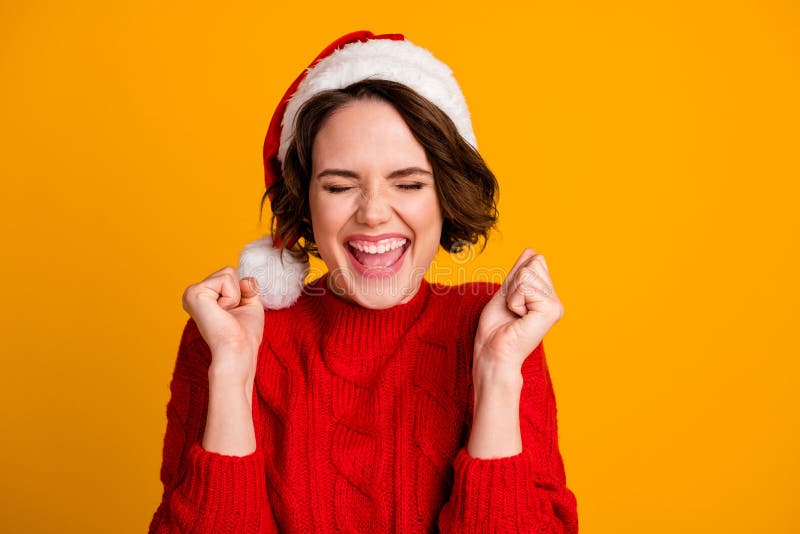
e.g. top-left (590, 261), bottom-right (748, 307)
top-left (149, 31), bottom-right (578, 533)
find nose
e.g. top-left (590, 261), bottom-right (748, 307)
top-left (355, 184), bottom-right (392, 227)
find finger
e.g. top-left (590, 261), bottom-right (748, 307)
top-left (509, 254), bottom-right (555, 295)
top-left (195, 266), bottom-right (241, 308)
top-left (215, 271), bottom-right (241, 310)
top-left (500, 248), bottom-right (538, 296)
top-left (534, 256), bottom-right (556, 298)
top-left (506, 265), bottom-right (543, 316)
top-left (508, 276), bottom-right (558, 318)
top-left (506, 253), bottom-right (560, 314)
top-left (535, 254), bottom-right (551, 277)
top-left (528, 256), bottom-right (556, 298)
top-left (240, 277), bottom-right (260, 301)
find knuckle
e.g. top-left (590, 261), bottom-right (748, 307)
top-left (181, 286), bottom-right (195, 310)
top-left (520, 266), bottom-right (537, 282)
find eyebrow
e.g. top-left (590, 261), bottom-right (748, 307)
top-left (315, 167), bottom-right (433, 180)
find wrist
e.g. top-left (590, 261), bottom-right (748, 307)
top-left (208, 365), bottom-right (254, 402)
top-left (468, 358), bottom-right (524, 459)
top-left (203, 383), bottom-right (257, 455)
top-left (472, 357), bottom-right (523, 389)
top-left (208, 348), bottom-right (255, 380)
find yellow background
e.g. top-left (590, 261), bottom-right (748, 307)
top-left (1, 1), bottom-right (798, 532)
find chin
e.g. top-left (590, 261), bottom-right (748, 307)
top-left (352, 292), bottom-right (406, 310)
top-left (326, 259), bottom-right (424, 308)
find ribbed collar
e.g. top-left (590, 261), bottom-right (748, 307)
top-left (299, 272), bottom-right (432, 384)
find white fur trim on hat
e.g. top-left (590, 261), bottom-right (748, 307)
top-left (238, 235), bottom-right (309, 310)
top-left (278, 38), bottom-right (477, 163)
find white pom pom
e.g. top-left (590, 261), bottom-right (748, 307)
top-left (237, 235), bottom-right (309, 310)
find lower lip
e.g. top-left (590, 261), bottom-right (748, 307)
top-left (344, 242), bottom-right (410, 279)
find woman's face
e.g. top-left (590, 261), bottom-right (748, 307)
top-left (308, 98), bottom-right (443, 309)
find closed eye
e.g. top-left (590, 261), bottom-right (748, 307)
top-left (323, 186), bottom-right (353, 193)
top-left (324, 183), bottom-right (425, 193)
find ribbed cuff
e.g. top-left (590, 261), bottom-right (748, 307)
top-left (448, 447), bottom-right (550, 531)
top-left (179, 442), bottom-right (268, 529)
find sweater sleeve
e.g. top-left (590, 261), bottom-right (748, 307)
top-left (437, 341), bottom-right (579, 533)
top-left (148, 317), bottom-right (279, 534)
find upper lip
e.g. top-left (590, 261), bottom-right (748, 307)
top-left (344, 233), bottom-right (410, 243)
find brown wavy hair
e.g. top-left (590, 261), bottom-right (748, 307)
top-left (260, 79), bottom-right (499, 263)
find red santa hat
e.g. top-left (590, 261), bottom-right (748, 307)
top-left (238, 30), bottom-right (477, 309)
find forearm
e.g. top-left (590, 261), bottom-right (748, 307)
top-left (440, 343), bottom-right (579, 533)
top-left (466, 360), bottom-right (524, 458)
top-left (202, 359), bottom-right (257, 456)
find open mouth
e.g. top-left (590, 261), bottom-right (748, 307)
top-left (345, 238), bottom-right (410, 269)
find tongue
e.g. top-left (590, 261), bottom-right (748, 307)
top-left (351, 245), bottom-right (405, 267)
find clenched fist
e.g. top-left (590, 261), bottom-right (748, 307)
top-left (474, 248), bottom-right (564, 371)
top-left (181, 266), bottom-right (265, 383)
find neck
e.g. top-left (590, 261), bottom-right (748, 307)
top-left (301, 272), bottom-right (432, 384)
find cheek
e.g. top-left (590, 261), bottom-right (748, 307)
top-left (309, 189), bottom-right (349, 243)
top-left (407, 193), bottom-right (443, 241)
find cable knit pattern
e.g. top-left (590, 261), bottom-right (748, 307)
top-left (149, 273), bottom-right (578, 533)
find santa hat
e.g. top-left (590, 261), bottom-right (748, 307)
top-left (238, 30), bottom-right (477, 309)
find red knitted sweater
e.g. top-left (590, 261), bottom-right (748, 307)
top-left (149, 273), bottom-right (578, 533)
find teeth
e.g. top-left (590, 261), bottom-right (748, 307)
top-left (348, 238), bottom-right (407, 254)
